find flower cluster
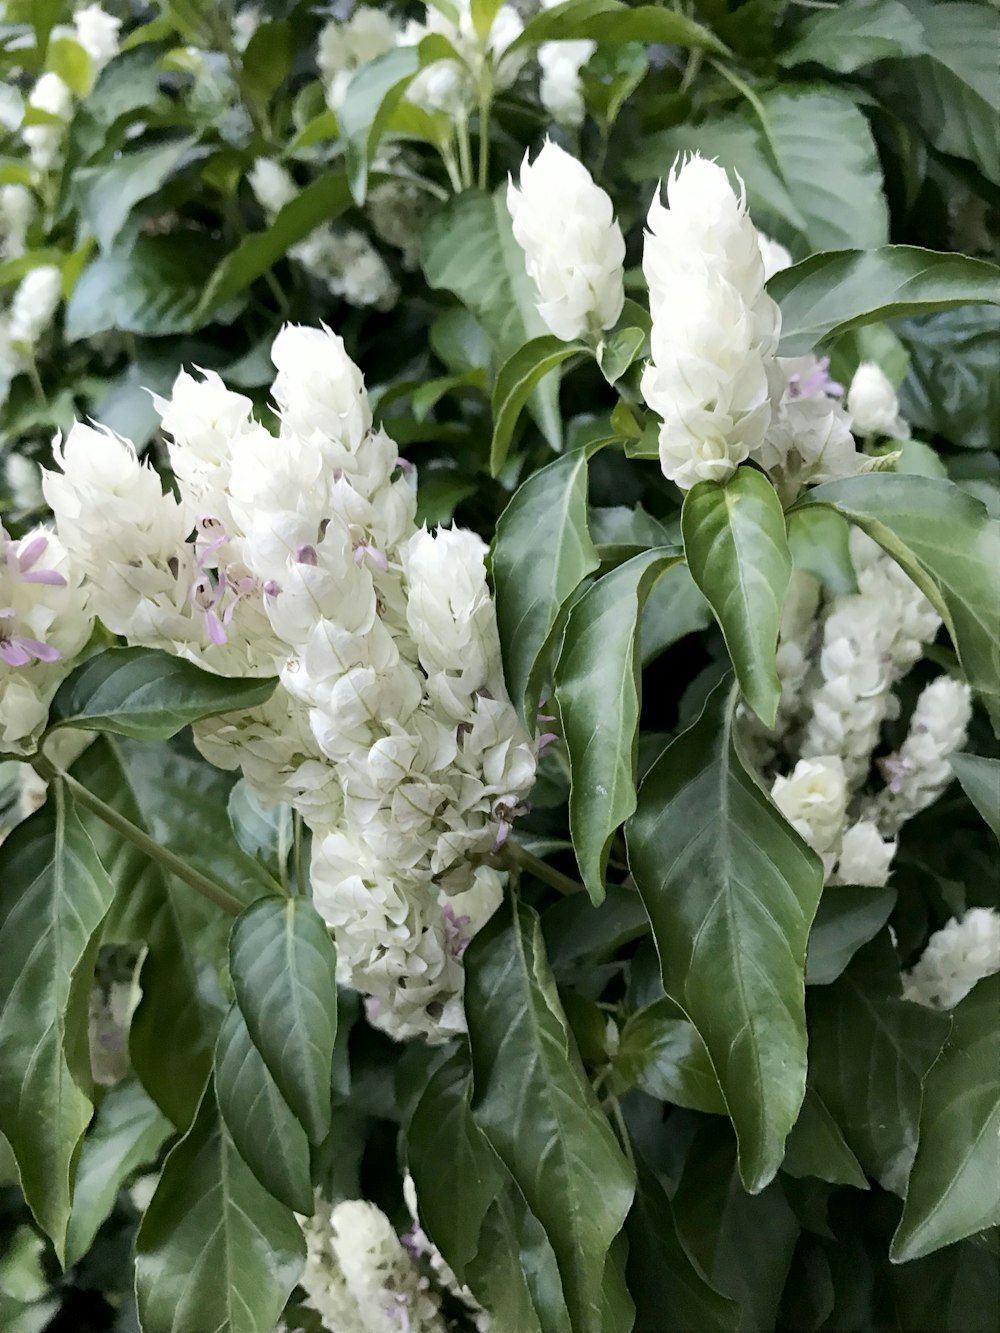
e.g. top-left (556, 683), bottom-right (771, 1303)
top-left (902, 908), bottom-right (1000, 1010)
top-left (44, 324), bottom-right (536, 1041)
top-left (1, 265), bottom-right (62, 405)
top-left (537, 0), bottom-right (594, 127)
top-left (755, 528), bottom-right (970, 887)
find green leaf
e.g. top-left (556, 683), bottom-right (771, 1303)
top-left (46, 35), bottom-right (93, 96)
top-left (464, 1188), bottom-right (565, 1333)
top-left (465, 897), bottom-right (636, 1333)
top-left (599, 327), bottom-right (646, 385)
top-left (509, 0), bottom-right (726, 55)
top-left (228, 779), bottom-right (292, 881)
top-left (48, 646), bottom-right (276, 741)
top-left (949, 752), bottom-right (1000, 841)
top-left (338, 45), bottom-right (420, 202)
top-left (781, 1086), bottom-right (868, 1188)
top-left (626, 1157), bottom-right (739, 1333)
top-left (614, 997), bottom-right (727, 1114)
top-left (797, 474), bottom-right (1000, 729)
top-left (892, 974), bottom-right (1000, 1260)
top-left (422, 188), bottom-right (562, 449)
top-left (64, 1077), bottom-right (172, 1266)
top-left (788, 506), bottom-right (858, 596)
top-left (135, 1084), bottom-right (304, 1333)
top-left (625, 679), bottom-right (824, 1191)
top-left (555, 548), bottom-right (680, 902)
top-left (807, 933), bottom-right (950, 1193)
top-left (885, 0), bottom-right (1000, 184)
top-left (897, 308), bottom-right (1000, 453)
top-left (491, 336), bottom-right (583, 475)
top-left (770, 246), bottom-right (1000, 357)
top-left (640, 562), bottom-right (714, 664)
top-left (214, 1003), bottom-right (313, 1215)
top-left (229, 897), bottom-right (339, 1145)
top-left (73, 136), bottom-right (201, 253)
top-left (779, 0), bottom-right (926, 73)
top-left (493, 448), bottom-right (601, 726)
top-left (0, 793), bottom-right (115, 1260)
top-left (671, 1122), bottom-right (800, 1331)
top-left (806, 885), bottom-right (897, 985)
top-left (241, 19), bottom-right (293, 101)
top-left (405, 1050), bottom-right (504, 1283)
top-left (682, 469), bottom-right (792, 729)
top-left (197, 171), bottom-right (355, 318)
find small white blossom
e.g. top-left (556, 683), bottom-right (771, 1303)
top-left (73, 4), bottom-right (121, 77)
top-left (231, 4), bottom-right (261, 51)
top-left (318, 8), bottom-right (399, 110)
top-left (903, 908), bottom-right (1000, 1010)
top-left (247, 157), bottom-right (298, 216)
top-left (507, 139), bottom-right (625, 341)
top-left (5, 453), bottom-right (44, 510)
top-left (406, 0), bottom-right (525, 115)
top-left (538, 38), bottom-right (594, 127)
top-left (771, 756), bottom-right (848, 869)
top-left (8, 265), bottom-right (61, 348)
top-left (23, 73), bottom-right (73, 169)
top-left (752, 355), bottom-right (861, 500)
top-left (831, 819), bottom-right (897, 887)
top-left (847, 362), bottom-right (910, 439)
top-left (0, 184), bottom-right (35, 260)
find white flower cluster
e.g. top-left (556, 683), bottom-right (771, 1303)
top-left (902, 908), bottom-right (1000, 1010)
top-left (405, 0), bottom-right (526, 117)
top-left (318, 8), bottom-right (400, 110)
top-left (847, 362), bottom-right (909, 440)
top-left (508, 139), bottom-right (625, 342)
top-left (0, 183), bottom-right (35, 260)
top-left (72, 3), bottom-right (122, 81)
top-left (44, 325), bottom-right (536, 1041)
top-left (0, 522), bottom-right (92, 754)
top-left (300, 1197), bottom-right (447, 1333)
top-left (247, 159), bottom-right (398, 311)
top-left (22, 71), bottom-right (73, 171)
top-left (537, 0), bottom-right (594, 127)
top-left (1, 265), bottom-right (62, 403)
top-left (760, 530), bottom-right (972, 888)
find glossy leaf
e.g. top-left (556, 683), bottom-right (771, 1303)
top-left (509, 0), bottom-right (726, 54)
top-left (64, 1078), bottom-right (172, 1266)
top-left (229, 897), bottom-right (339, 1145)
top-left (798, 474), bottom-right (1000, 728)
top-left (228, 780), bottom-right (292, 882)
top-left (0, 794), bottom-right (115, 1259)
top-left (893, 974), bottom-right (1000, 1260)
top-left (556, 548), bottom-right (679, 902)
top-left (214, 1004), bottom-right (313, 1215)
top-left (135, 1085), bottom-right (304, 1333)
top-left (465, 898), bottom-right (635, 1333)
top-left (682, 468), bottom-right (792, 729)
top-left (778, 0), bottom-right (926, 73)
top-left (771, 246), bottom-right (1000, 356)
top-left (949, 752), bottom-right (1000, 841)
top-left (599, 327), bottom-right (646, 384)
top-left (73, 136), bottom-right (202, 253)
top-left (781, 1086), bottom-right (868, 1188)
top-left (806, 885), bottom-right (897, 985)
top-left (807, 933), bottom-right (950, 1194)
top-left (48, 646), bottom-right (276, 741)
top-left (338, 46), bottom-right (420, 201)
top-left (897, 308), bottom-right (1000, 453)
top-left (626, 679), bottom-right (824, 1190)
top-left (464, 1188), bottom-right (566, 1333)
top-left (490, 336), bottom-right (583, 475)
top-left (614, 997), bottom-right (726, 1113)
top-left (493, 448), bottom-right (601, 726)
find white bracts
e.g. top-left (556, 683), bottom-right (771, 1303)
top-left (847, 361), bottom-right (909, 440)
top-left (903, 908), bottom-right (1000, 1010)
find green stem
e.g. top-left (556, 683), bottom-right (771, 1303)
top-left (477, 73), bottom-right (493, 190)
top-left (456, 110), bottom-right (474, 190)
top-left (502, 842), bottom-right (585, 896)
top-left (608, 1094), bottom-right (637, 1172)
top-left (440, 138), bottom-right (464, 194)
top-left (34, 756), bottom-right (245, 918)
top-left (293, 811), bottom-right (307, 897)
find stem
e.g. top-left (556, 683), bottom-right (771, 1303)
top-left (440, 138), bottom-right (464, 194)
top-left (477, 73), bottom-right (493, 189)
top-left (502, 842), bottom-right (585, 896)
top-left (456, 110), bottom-right (474, 190)
top-left (608, 1094), bottom-right (636, 1173)
top-left (35, 757), bottom-right (244, 917)
top-left (293, 811), bottom-right (307, 897)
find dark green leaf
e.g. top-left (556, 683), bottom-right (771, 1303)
top-left (599, 327), bottom-right (646, 385)
top-left (949, 752), bottom-right (1000, 841)
top-left (639, 562), bottom-right (714, 665)
top-left (464, 1188), bottom-right (565, 1333)
top-left (797, 474), bottom-right (1000, 728)
top-left (771, 246), bottom-right (1000, 356)
top-left (0, 793), bottom-right (115, 1259)
top-left (897, 308), bottom-right (1000, 453)
top-left (64, 1077), bottom-right (172, 1266)
top-left (48, 647), bottom-right (276, 741)
top-left (779, 0), bottom-right (926, 73)
top-left (493, 448), bottom-right (601, 726)
top-left (229, 897), bottom-right (339, 1145)
top-left (509, 0), bottom-right (726, 54)
top-left (465, 898), bottom-right (635, 1333)
top-left (682, 468), bottom-right (792, 729)
top-left (626, 679), bottom-right (824, 1190)
top-left (214, 1004), bottom-right (313, 1215)
top-left (135, 1085), bottom-right (304, 1333)
top-left (74, 136), bottom-right (202, 253)
top-left (242, 20), bottom-right (293, 101)
top-left (228, 780), bottom-right (292, 882)
top-left (807, 933), bottom-right (949, 1193)
top-left (806, 885), bottom-right (897, 985)
top-left (490, 336), bottom-right (583, 475)
top-left (614, 997), bottom-right (726, 1113)
top-left (782, 1086), bottom-right (868, 1188)
top-left (555, 548), bottom-right (680, 902)
top-left (892, 974), bottom-right (1000, 1260)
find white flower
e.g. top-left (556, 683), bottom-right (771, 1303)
top-left (318, 9), bottom-right (399, 110)
top-left (752, 355), bottom-right (861, 500)
top-left (8, 266), bottom-right (61, 347)
top-left (247, 157), bottom-right (297, 217)
top-left (23, 73), bottom-right (73, 169)
top-left (902, 908), bottom-right (1000, 1010)
top-left (0, 184), bottom-right (35, 260)
top-left (758, 231), bottom-right (792, 281)
top-left (293, 227), bottom-right (399, 311)
top-left (73, 4), bottom-right (121, 75)
top-left (270, 324), bottom-right (374, 452)
top-left (641, 155), bottom-right (780, 489)
top-left (832, 819), bottom-right (897, 887)
top-left (406, 1), bottom-right (525, 115)
top-left (5, 453), bottom-right (44, 510)
top-left (0, 524), bottom-right (92, 753)
top-left (847, 362), bottom-right (910, 439)
top-left (771, 756), bottom-right (848, 862)
top-left (538, 38), bottom-right (594, 127)
top-left (231, 4), bottom-right (261, 51)
top-left (507, 139), bottom-right (625, 341)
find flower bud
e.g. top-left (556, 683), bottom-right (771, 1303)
top-left (847, 361), bottom-right (909, 438)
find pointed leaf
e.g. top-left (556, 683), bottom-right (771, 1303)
top-left (949, 752), bottom-right (1000, 841)
top-left (229, 897), bottom-right (339, 1145)
top-left (465, 1188), bottom-right (566, 1333)
top-left (490, 336), bottom-right (583, 475)
top-left (599, 326), bottom-right (647, 385)
top-left (338, 46), bottom-right (420, 202)
top-left (494, 448), bottom-right (601, 726)
top-left (770, 246), bottom-right (1000, 356)
top-left (509, 0), bottom-right (726, 54)
top-left (465, 898), bottom-right (635, 1333)
top-left (555, 548), bottom-right (680, 902)
top-left (893, 974), bottom-right (1000, 1260)
top-left (806, 885), bottom-right (897, 985)
top-left (782, 1086), bottom-right (868, 1188)
top-left (0, 793), bottom-right (115, 1259)
top-left (614, 996), bottom-right (727, 1114)
top-left (682, 469), bottom-right (791, 728)
top-left (625, 678), bottom-right (824, 1190)
top-left (135, 1085), bottom-right (304, 1333)
top-left (778, 0), bottom-right (926, 74)
top-left (48, 646), bottom-right (276, 741)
